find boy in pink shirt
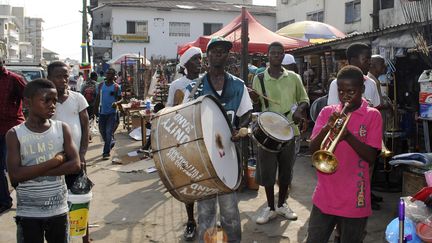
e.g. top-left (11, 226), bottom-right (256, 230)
top-left (307, 65), bottom-right (382, 243)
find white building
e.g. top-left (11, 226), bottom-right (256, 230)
top-left (90, 1), bottom-right (275, 68)
top-left (24, 17), bottom-right (43, 63)
top-left (276, 0), bottom-right (405, 33)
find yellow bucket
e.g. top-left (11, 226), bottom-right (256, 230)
top-left (68, 192), bottom-right (92, 238)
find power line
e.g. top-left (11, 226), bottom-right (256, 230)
top-left (23, 20), bottom-right (81, 35)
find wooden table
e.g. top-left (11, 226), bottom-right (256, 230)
top-left (121, 103), bottom-right (146, 131)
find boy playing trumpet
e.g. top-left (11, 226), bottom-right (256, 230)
top-left (307, 65), bottom-right (382, 243)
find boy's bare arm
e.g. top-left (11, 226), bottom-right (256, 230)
top-left (344, 131), bottom-right (379, 165)
top-left (44, 123), bottom-right (81, 176)
top-left (78, 108), bottom-right (89, 164)
top-left (6, 129), bottom-right (65, 184)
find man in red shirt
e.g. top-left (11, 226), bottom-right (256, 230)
top-left (0, 56), bottom-right (27, 214)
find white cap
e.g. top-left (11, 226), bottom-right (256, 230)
top-left (282, 54), bottom-right (296, 65)
top-left (179, 47), bottom-right (202, 68)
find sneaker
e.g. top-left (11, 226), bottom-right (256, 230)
top-left (276, 203), bottom-right (298, 220)
top-left (256, 207), bottom-right (277, 224)
top-left (183, 221), bottom-right (196, 241)
top-left (102, 154), bottom-right (110, 160)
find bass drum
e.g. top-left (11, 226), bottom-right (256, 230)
top-left (151, 95), bottom-right (241, 203)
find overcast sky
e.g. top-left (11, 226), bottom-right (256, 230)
top-left (6, 0), bottom-right (276, 62)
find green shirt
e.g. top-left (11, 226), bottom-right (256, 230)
top-left (252, 68), bottom-right (309, 135)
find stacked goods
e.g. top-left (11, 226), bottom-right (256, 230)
top-left (419, 70), bottom-right (432, 118)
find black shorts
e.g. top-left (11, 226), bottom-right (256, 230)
top-left (15, 213), bottom-right (69, 243)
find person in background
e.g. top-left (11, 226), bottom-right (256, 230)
top-left (327, 43), bottom-right (381, 108)
top-left (0, 56), bottom-right (27, 214)
top-left (48, 61), bottom-right (90, 243)
top-left (81, 71), bottom-right (98, 144)
top-left (307, 65), bottom-right (382, 243)
top-left (94, 68), bottom-right (122, 160)
top-left (97, 71), bottom-right (105, 84)
top-left (76, 72), bottom-right (84, 92)
top-left (166, 46), bottom-right (203, 241)
top-left (116, 71), bottom-right (123, 85)
top-left (282, 54), bottom-right (299, 73)
top-left (250, 42), bottom-right (309, 225)
top-left (6, 78), bottom-right (80, 243)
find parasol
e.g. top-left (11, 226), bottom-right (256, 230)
top-left (276, 21), bottom-right (345, 44)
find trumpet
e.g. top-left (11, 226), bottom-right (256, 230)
top-left (312, 103), bottom-right (351, 174)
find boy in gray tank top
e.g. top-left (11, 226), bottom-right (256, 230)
top-left (6, 79), bottom-right (80, 243)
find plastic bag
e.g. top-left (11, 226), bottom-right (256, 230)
top-left (403, 196), bottom-right (432, 223)
top-left (69, 170), bottom-right (94, 195)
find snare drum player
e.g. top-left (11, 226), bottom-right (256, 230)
top-left (183, 36), bottom-right (253, 243)
top-left (249, 42), bottom-right (309, 224)
top-left (166, 46), bottom-right (203, 241)
top-left (307, 65), bottom-right (382, 242)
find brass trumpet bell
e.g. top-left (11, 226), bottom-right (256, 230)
top-left (311, 102), bottom-right (351, 174)
top-left (312, 150), bottom-right (338, 174)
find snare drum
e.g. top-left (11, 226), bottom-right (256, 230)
top-left (151, 95), bottom-right (241, 203)
top-left (251, 111), bottom-right (294, 153)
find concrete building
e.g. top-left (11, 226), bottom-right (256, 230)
top-left (0, 5), bottom-right (20, 61)
top-left (276, 0), bottom-right (405, 33)
top-left (24, 17), bottom-right (43, 63)
top-left (90, 1), bottom-right (275, 69)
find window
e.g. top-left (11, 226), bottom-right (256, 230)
top-left (203, 23), bottom-right (223, 35)
top-left (126, 21), bottom-right (148, 36)
top-left (169, 22), bottom-right (190, 37)
top-left (306, 11), bottom-right (324, 22)
top-left (345, 0), bottom-right (361, 24)
top-left (281, 0), bottom-right (288, 4)
top-left (380, 0), bottom-right (394, 9)
top-left (277, 19), bottom-right (295, 29)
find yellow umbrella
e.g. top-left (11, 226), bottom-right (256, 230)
top-left (277, 21), bottom-right (346, 44)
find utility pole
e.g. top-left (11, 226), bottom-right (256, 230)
top-left (82, 0), bottom-right (88, 63)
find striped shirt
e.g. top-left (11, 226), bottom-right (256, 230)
top-left (14, 120), bottom-right (68, 218)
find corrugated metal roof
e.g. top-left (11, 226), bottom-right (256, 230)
top-left (290, 22), bottom-right (425, 54)
top-left (93, 0), bottom-right (275, 15)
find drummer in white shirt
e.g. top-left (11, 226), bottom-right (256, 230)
top-left (166, 47), bottom-right (203, 107)
top-left (327, 43), bottom-right (381, 108)
top-left (166, 46), bottom-right (203, 241)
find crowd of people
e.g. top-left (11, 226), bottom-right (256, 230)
top-left (0, 35), bottom-right (430, 243)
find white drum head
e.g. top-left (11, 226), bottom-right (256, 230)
top-left (201, 97), bottom-right (239, 189)
top-left (259, 112), bottom-right (293, 141)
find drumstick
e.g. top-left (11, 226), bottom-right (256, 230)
top-left (232, 127), bottom-right (249, 140)
top-left (247, 87), bottom-right (280, 105)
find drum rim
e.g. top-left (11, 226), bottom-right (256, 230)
top-left (256, 111), bottom-right (293, 142)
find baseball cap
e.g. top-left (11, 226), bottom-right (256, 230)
top-left (206, 36), bottom-right (233, 52)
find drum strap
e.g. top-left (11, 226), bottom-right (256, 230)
top-left (188, 72), bottom-right (206, 99)
top-left (257, 73), bottom-right (269, 109)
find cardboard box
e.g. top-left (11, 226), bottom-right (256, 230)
top-left (419, 104), bottom-right (432, 118)
top-left (419, 92), bottom-right (432, 104)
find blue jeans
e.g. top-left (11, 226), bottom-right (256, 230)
top-left (99, 113), bottom-right (116, 156)
top-left (0, 135), bottom-right (12, 206)
top-left (198, 193), bottom-right (241, 243)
